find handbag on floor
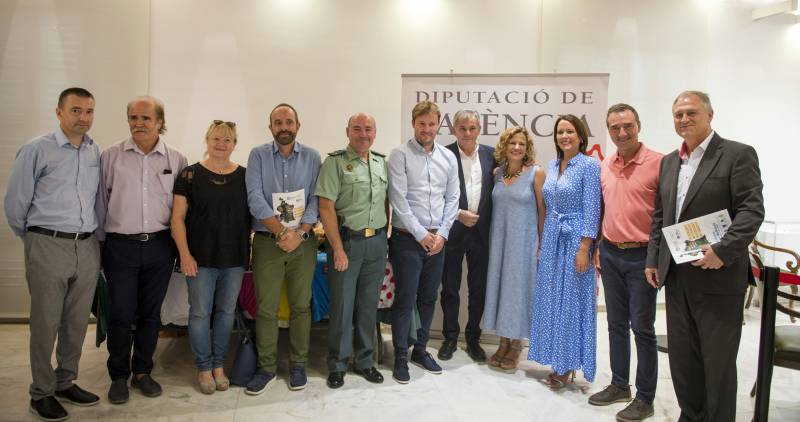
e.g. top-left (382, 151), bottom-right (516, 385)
top-left (229, 310), bottom-right (257, 387)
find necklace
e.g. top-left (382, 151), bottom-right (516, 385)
top-left (202, 161), bottom-right (236, 185)
top-left (503, 165), bottom-right (523, 180)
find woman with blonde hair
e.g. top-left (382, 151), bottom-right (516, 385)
top-left (482, 126), bottom-right (545, 371)
top-left (171, 120), bottom-right (251, 394)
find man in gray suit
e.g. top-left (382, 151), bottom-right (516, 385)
top-left (646, 91), bottom-right (764, 422)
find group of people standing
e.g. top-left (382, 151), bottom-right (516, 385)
top-left (7, 87), bottom-right (763, 422)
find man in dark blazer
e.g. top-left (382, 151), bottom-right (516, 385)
top-left (646, 91), bottom-right (764, 422)
top-left (438, 110), bottom-right (497, 362)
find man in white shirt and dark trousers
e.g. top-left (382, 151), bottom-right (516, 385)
top-left (438, 110), bottom-right (496, 362)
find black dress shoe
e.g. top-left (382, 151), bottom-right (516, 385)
top-left (108, 379), bottom-right (129, 405)
top-left (132, 374), bottom-right (162, 397)
top-left (30, 397), bottom-right (68, 421)
top-left (354, 366), bottom-right (384, 384)
top-left (465, 339), bottom-right (487, 363)
top-left (437, 339), bottom-right (458, 361)
top-left (327, 371), bottom-right (345, 389)
top-left (55, 384), bottom-right (100, 406)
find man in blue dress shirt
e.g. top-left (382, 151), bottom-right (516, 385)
top-left (387, 101), bottom-right (459, 383)
top-left (245, 103), bottom-right (321, 395)
top-left (5, 87), bottom-right (102, 421)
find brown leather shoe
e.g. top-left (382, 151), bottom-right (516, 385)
top-left (588, 384), bottom-right (632, 406)
top-left (499, 339), bottom-right (523, 372)
top-left (616, 399), bottom-right (654, 421)
top-left (489, 337), bottom-right (510, 367)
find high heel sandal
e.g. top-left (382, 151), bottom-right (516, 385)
top-left (499, 339), bottom-right (523, 372)
top-left (489, 337), bottom-right (511, 368)
top-left (548, 370), bottom-right (575, 390)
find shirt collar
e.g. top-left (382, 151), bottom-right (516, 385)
top-left (458, 144), bottom-right (479, 160)
top-left (55, 126), bottom-right (94, 148)
top-left (124, 136), bottom-right (166, 155)
top-left (344, 145), bottom-right (368, 162)
top-left (408, 138), bottom-right (439, 155)
top-left (679, 131), bottom-right (714, 159)
top-left (612, 142), bottom-right (648, 166)
top-left (271, 140), bottom-right (301, 156)
top-left (564, 152), bottom-right (584, 167)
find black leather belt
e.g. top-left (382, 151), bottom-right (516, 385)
top-left (28, 226), bottom-right (93, 240)
top-left (255, 231), bottom-right (279, 239)
top-left (342, 227), bottom-right (384, 239)
top-left (107, 230), bottom-right (170, 242)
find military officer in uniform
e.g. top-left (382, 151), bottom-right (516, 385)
top-left (316, 112), bottom-right (389, 389)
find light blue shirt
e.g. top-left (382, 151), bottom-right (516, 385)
top-left (4, 127), bottom-right (100, 236)
top-left (245, 141), bottom-right (321, 232)
top-left (388, 139), bottom-right (460, 241)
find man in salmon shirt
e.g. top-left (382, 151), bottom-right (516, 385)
top-left (590, 103), bottom-right (663, 422)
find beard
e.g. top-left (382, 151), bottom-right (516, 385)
top-left (274, 130), bottom-right (296, 145)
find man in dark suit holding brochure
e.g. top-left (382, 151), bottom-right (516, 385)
top-left (645, 91), bottom-right (764, 422)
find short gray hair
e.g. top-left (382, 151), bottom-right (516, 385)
top-left (673, 90), bottom-right (713, 114)
top-left (452, 109), bottom-right (481, 126)
top-left (127, 96), bottom-right (167, 134)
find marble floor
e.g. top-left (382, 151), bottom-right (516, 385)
top-left (1, 307), bottom-right (798, 422)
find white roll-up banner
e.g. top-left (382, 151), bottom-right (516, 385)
top-left (401, 73), bottom-right (610, 165)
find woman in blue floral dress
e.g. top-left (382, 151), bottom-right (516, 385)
top-left (528, 114), bottom-right (601, 389)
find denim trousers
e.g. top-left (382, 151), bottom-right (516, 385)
top-left (186, 266), bottom-right (245, 371)
top-left (599, 239), bottom-right (658, 404)
top-left (389, 231), bottom-right (445, 356)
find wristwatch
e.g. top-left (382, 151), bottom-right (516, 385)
top-left (297, 230), bottom-right (310, 241)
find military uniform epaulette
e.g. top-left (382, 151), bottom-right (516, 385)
top-left (371, 151), bottom-right (386, 158)
top-left (328, 149), bottom-right (346, 156)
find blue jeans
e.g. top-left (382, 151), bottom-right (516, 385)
top-left (389, 231), bottom-right (445, 356)
top-left (186, 266), bottom-right (245, 371)
top-left (599, 240), bottom-right (658, 404)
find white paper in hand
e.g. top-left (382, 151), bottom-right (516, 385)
top-left (662, 210), bottom-right (732, 264)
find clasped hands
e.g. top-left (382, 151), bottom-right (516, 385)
top-left (458, 210), bottom-right (479, 227)
top-left (419, 232), bottom-right (445, 256)
top-left (276, 229), bottom-right (303, 253)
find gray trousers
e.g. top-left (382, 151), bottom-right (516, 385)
top-left (326, 232), bottom-right (387, 372)
top-left (24, 232), bottom-right (100, 400)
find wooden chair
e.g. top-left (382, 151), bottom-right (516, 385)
top-left (747, 240), bottom-right (799, 322)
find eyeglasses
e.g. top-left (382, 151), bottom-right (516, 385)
top-left (213, 120), bottom-right (236, 128)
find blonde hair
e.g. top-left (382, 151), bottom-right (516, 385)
top-left (494, 126), bottom-right (535, 166)
top-left (411, 100), bottom-right (441, 124)
top-left (203, 121), bottom-right (238, 159)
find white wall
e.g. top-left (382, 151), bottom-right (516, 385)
top-left (1, 0), bottom-right (798, 317)
top-left (539, 0), bottom-right (800, 224)
top-left (0, 0), bottom-right (150, 318)
top-left (148, 0), bottom-right (541, 166)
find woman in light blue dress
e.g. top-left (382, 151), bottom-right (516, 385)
top-left (482, 126), bottom-right (545, 372)
top-left (528, 114), bottom-right (601, 388)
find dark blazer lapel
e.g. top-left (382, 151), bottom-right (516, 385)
top-left (661, 153), bottom-right (681, 226)
top-left (447, 142), bottom-right (468, 210)
top-left (478, 145), bottom-right (493, 210)
top-left (678, 134), bottom-right (723, 219)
